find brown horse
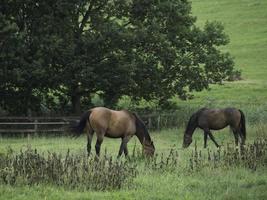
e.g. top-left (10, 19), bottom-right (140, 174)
top-left (183, 107), bottom-right (246, 148)
top-left (71, 107), bottom-right (155, 157)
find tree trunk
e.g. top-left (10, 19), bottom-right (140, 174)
top-left (71, 85), bottom-right (82, 115)
top-left (71, 94), bottom-right (81, 115)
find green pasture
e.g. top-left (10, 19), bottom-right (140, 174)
top-left (176, 0), bottom-right (267, 105)
top-left (0, 123), bottom-right (266, 200)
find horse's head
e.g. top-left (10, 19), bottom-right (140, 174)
top-left (183, 133), bottom-right (192, 148)
top-left (133, 113), bottom-right (155, 156)
top-left (143, 140), bottom-right (155, 156)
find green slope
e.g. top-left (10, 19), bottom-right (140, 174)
top-left (180, 0), bottom-right (267, 105)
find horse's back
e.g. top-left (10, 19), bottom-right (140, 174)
top-left (198, 107), bottom-right (240, 130)
top-left (89, 107), bottom-right (112, 130)
top-left (89, 107), bottom-right (136, 137)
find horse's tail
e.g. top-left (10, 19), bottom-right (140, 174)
top-left (238, 109), bottom-right (246, 141)
top-left (71, 110), bottom-right (91, 138)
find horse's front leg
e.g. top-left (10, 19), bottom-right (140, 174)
top-left (118, 136), bottom-right (131, 158)
top-left (204, 132), bottom-right (208, 148)
top-left (206, 129), bottom-right (220, 148)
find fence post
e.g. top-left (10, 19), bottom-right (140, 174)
top-left (34, 119), bottom-right (38, 137)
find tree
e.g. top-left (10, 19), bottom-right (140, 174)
top-left (0, 5), bottom-right (47, 115)
top-left (125, 1), bottom-right (234, 103)
top-left (0, 0), bottom-right (235, 115)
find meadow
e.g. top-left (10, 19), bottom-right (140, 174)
top-left (175, 0), bottom-right (267, 105)
top-left (0, 123), bottom-right (266, 200)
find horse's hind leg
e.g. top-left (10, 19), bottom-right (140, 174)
top-left (205, 129), bottom-right (220, 148)
top-left (95, 138), bottom-right (103, 156)
top-left (124, 144), bottom-right (129, 156)
top-left (237, 129), bottom-right (245, 146)
top-left (95, 132), bottom-right (104, 156)
top-left (85, 121), bottom-right (94, 156)
top-left (87, 133), bottom-right (94, 156)
top-left (232, 129), bottom-right (239, 146)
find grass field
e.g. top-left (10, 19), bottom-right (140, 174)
top-left (176, 0), bottom-right (267, 105)
top-left (0, 123), bottom-right (266, 200)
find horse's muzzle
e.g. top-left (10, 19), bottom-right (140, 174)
top-left (143, 145), bottom-right (155, 157)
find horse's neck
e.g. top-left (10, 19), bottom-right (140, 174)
top-left (135, 131), bottom-right (146, 144)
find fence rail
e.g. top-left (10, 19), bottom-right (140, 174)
top-left (1, 104), bottom-right (266, 135)
top-left (0, 117), bottom-right (76, 135)
top-left (0, 113), bottom-right (182, 135)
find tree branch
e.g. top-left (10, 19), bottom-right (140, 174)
top-left (78, 0), bottom-right (109, 35)
top-left (78, 1), bottom-right (95, 35)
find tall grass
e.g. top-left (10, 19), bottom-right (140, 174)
top-left (0, 138), bottom-right (266, 191)
top-left (0, 148), bottom-right (137, 191)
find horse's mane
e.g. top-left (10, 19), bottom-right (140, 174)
top-left (185, 108), bottom-right (207, 134)
top-left (132, 113), bottom-right (152, 143)
top-left (185, 113), bottom-right (198, 134)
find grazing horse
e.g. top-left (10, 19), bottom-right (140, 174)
top-left (71, 107), bottom-right (155, 157)
top-left (183, 107), bottom-right (246, 148)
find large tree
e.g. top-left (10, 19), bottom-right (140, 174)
top-left (0, 0), bottom-right (235, 115)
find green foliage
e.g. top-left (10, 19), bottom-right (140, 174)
top-left (0, 0), bottom-right (235, 115)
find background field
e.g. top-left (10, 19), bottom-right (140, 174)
top-left (176, 0), bottom-right (267, 106)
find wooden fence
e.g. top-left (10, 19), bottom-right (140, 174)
top-left (1, 102), bottom-right (266, 136)
top-left (0, 113), bottom-right (183, 136)
top-left (0, 117), bottom-right (78, 136)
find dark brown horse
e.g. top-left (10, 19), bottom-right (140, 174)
top-left (183, 107), bottom-right (246, 148)
top-left (71, 107), bottom-right (155, 157)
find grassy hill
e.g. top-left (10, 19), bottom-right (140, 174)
top-left (178, 0), bottom-right (267, 106)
